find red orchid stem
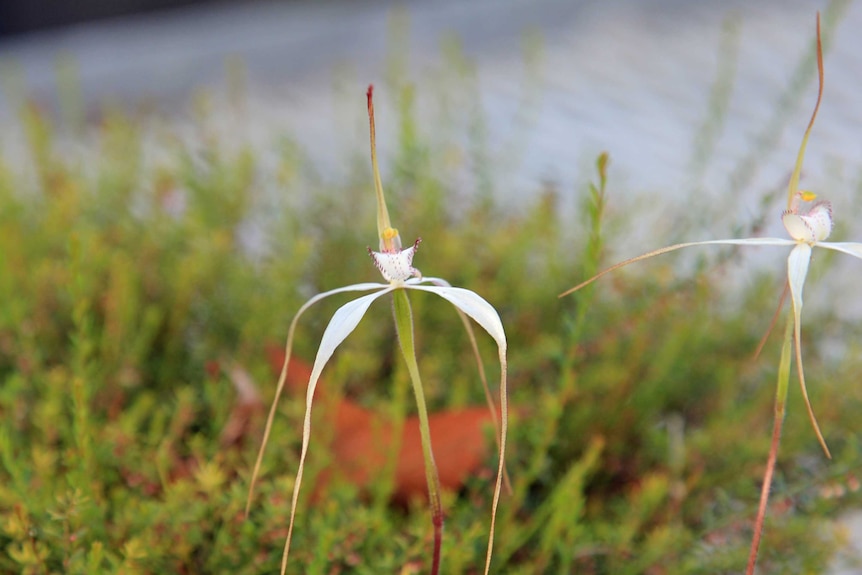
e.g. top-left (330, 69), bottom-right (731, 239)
top-left (745, 413), bottom-right (784, 575)
top-left (747, 312), bottom-right (793, 575)
top-left (747, 398), bottom-right (784, 575)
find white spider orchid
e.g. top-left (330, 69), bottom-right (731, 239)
top-left (562, 15), bottom-right (860, 574)
top-left (561, 188), bottom-right (862, 455)
top-left (561, 15), bottom-right (861, 457)
top-left (247, 86), bottom-right (508, 575)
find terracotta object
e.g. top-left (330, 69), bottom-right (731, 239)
top-left (268, 348), bottom-right (497, 504)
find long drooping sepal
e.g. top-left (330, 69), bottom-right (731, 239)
top-left (407, 285), bottom-right (507, 347)
top-left (277, 286), bottom-right (395, 574)
top-left (746, 315), bottom-right (794, 575)
top-left (786, 244), bottom-right (830, 457)
top-left (392, 289), bottom-right (443, 575)
top-left (420, 278), bottom-right (512, 494)
top-left (787, 12), bottom-right (823, 208)
top-left (559, 238), bottom-right (796, 297)
top-left (407, 284), bottom-right (508, 575)
top-left (818, 241), bottom-right (862, 259)
top-left (246, 282), bottom-right (391, 517)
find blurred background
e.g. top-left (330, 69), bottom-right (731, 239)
top-left (1, 1), bottom-right (861, 572)
top-left (0, 0), bottom-right (860, 199)
top-left (2, 0), bottom-right (861, 311)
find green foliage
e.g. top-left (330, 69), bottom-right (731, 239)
top-left (1, 56), bottom-right (860, 575)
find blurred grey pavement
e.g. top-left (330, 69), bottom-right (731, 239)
top-left (1, 0), bottom-right (862, 203)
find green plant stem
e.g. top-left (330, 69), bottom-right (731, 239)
top-left (747, 312), bottom-right (793, 575)
top-left (392, 288), bottom-right (443, 575)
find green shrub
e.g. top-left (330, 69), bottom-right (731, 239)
top-left (1, 45), bottom-right (860, 574)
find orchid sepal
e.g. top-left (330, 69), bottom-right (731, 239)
top-left (246, 281), bottom-right (398, 516)
top-left (785, 243), bottom-right (831, 456)
top-left (560, 213), bottom-right (862, 459)
top-left (559, 237), bottom-right (795, 297)
top-left (278, 286), bottom-right (397, 571)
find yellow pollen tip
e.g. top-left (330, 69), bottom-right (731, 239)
top-left (800, 191), bottom-right (817, 202)
top-left (380, 227), bottom-right (401, 252)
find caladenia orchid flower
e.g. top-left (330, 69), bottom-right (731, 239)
top-left (561, 14), bottom-right (861, 575)
top-left (246, 85), bottom-right (508, 575)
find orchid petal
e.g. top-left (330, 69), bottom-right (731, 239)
top-left (787, 244), bottom-right (830, 457)
top-left (247, 281), bottom-right (390, 515)
top-left (707, 238), bottom-right (798, 246)
top-left (782, 212), bottom-right (816, 242)
top-left (817, 241), bottom-right (862, 259)
top-left (410, 276), bottom-right (448, 285)
top-left (280, 286), bottom-right (395, 571)
top-left (304, 283), bottom-right (391, 300)
top-left (314, 288), bottom-right (397, 375)
top-left (560, 237), bottom-right (796, 297)
top-left (418, 277), bottom-right (512, 494)
top-left (407, 285), bottom-right (506, 349)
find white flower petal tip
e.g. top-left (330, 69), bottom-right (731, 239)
top-left (782, 200), bottom-right (833, 243)
top-left (369, 238), bottom-right (422, 282)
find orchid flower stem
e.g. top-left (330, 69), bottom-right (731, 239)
top-left (747, 312), bottom-right (793, 575)
top-left (392, 289), bottom-right (443, 575)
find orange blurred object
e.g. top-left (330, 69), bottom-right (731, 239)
top-left (267, 347), bottom-right (496, 504)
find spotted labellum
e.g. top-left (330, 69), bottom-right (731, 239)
top-left (368, 237), bottom-right (422, 282)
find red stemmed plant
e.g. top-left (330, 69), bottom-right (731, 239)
top-left (561, 14), bottom-right (861, 574)
top-left (246, 86), bottom-right (508, 575)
